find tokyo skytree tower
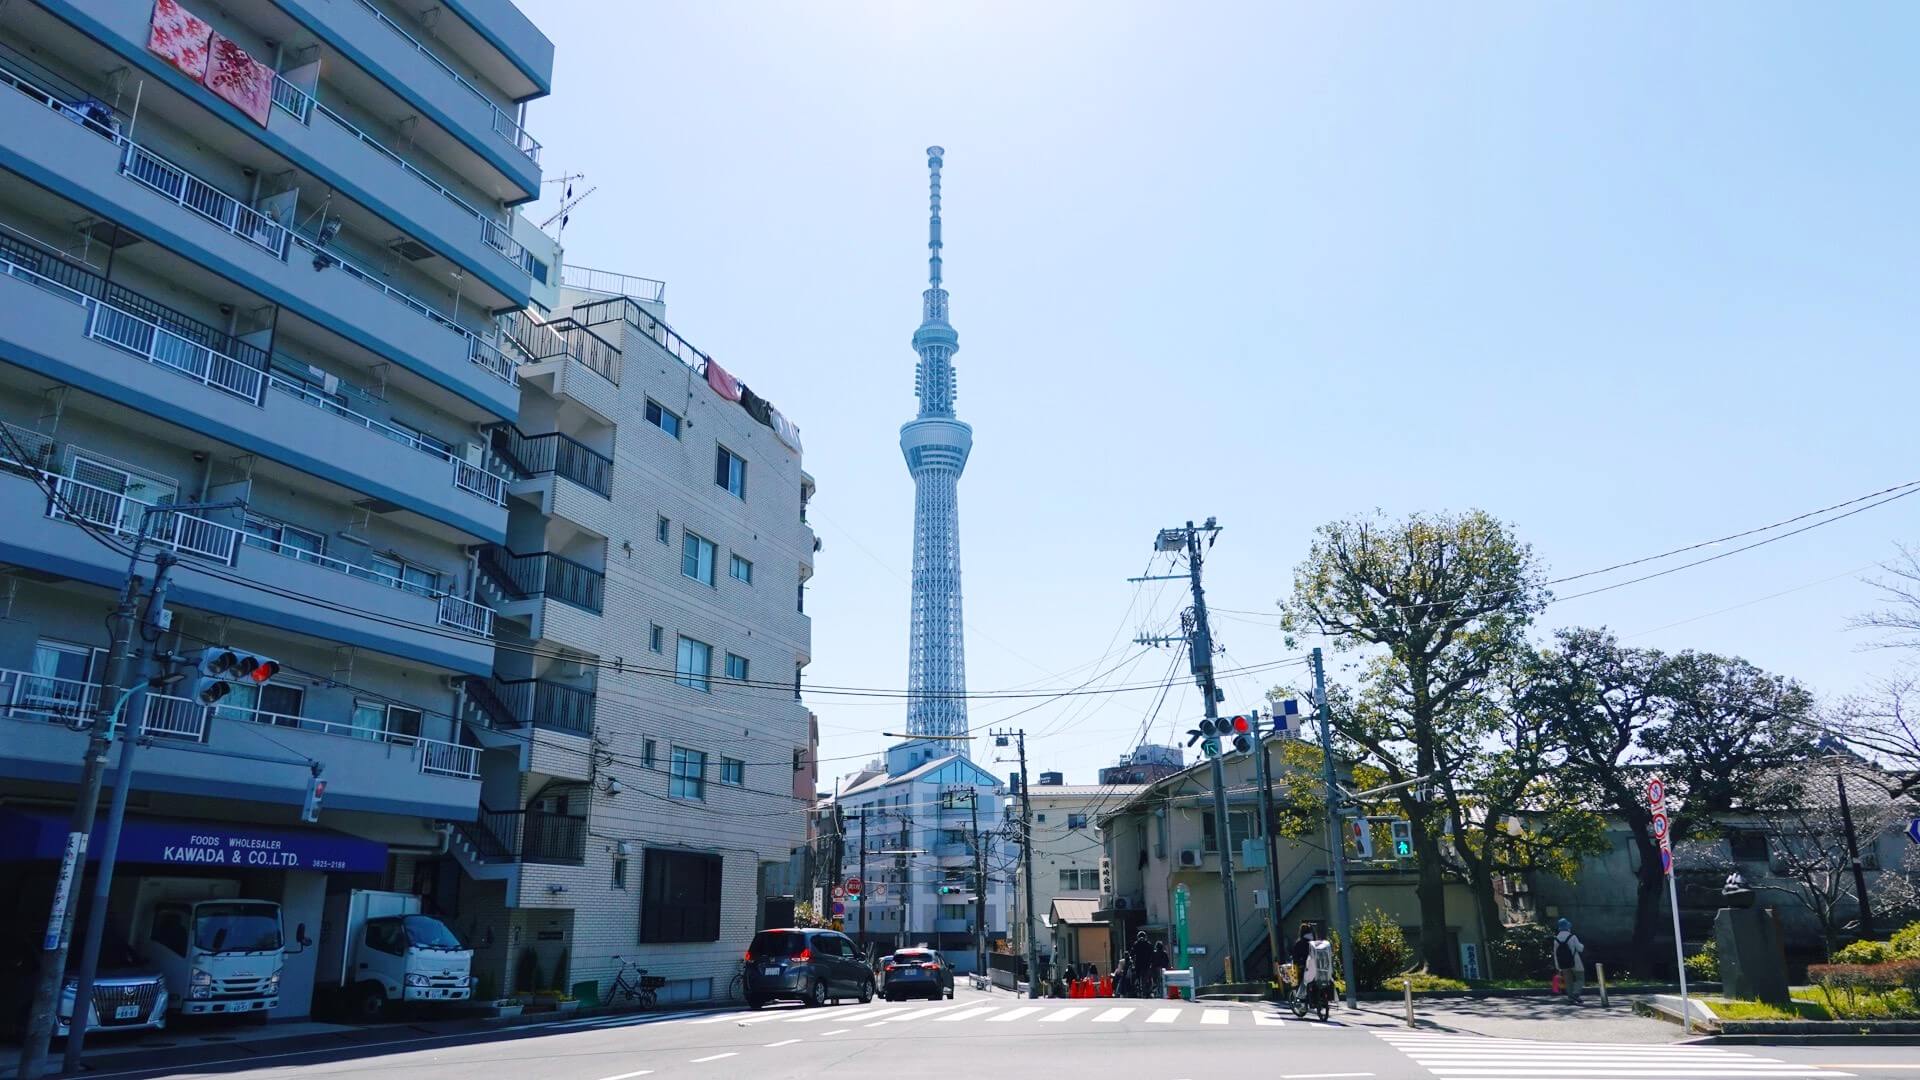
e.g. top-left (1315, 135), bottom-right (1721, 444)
top-left (899, 146), bottom-right (973, 742)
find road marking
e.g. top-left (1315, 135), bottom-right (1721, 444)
top-left (819, 1028), bottom-right (851, 1035)
top-left (594, 1072), bottom-right (654, 1080)
top-left (1145, 1008), bottom-right (1182, 1023)
top-left (780, 1011), bottom-right (843, 1023)
top-left (1200, 1009), bottom-right (1230, 1025)
top-left (1376, 1029), bottom-right (1847, 1078)
top-left (1253, 1012), bottom-right (1287, 1026)
top-left (689, 1053), bottom-right (737, 1064)
top-left (1280, 1074), bottom-right (1373, 1079)
top-left (764, 1039), bottom-right (801, 1047)
top-left (734, 1013), bottom-right (790, 1024)
top-left (988, 1006), bottom-right (1044, 1023)
top-left (873, 1002), bottom-right (969, 1023)
top-left (935, 1006), bottom-right (1000, 1022)
top-left (550, 1009), bottom-right (704, 1031)
top-left (852, 1008), bottom-right (909, 1025)
top-left (1038, 1007), bottom-right (1088, 1023)
top-left (686, 1011), bottom-right (751, 1024)
top-left (1091, 1007), bottom-right (1136, 1023)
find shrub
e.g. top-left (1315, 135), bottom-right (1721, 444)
top-left (1891, 921), bottom-right (1920, 960)
top-left (1490, 922), bottom-right (1558, 981)
top-left (1834, 939), bottom-right (1895, 966)
top-left (1808, 959), bottom-right (1920, 1019)
top-left (1402, 971), bottom-right (1471, 992)
top-left (1684, 939), bottom-right (1718, 981)
top-left (1351, 908), bottom-right (1414, 991)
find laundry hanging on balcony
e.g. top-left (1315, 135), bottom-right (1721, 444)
top-left (769, 406), bottom-right (803, 454)
top-left (148, 0), bottom-right (213, 83)
top-left (705, 357), bottom-right (742, 402)
top-left (738, 384), bottom-right (774, 428)
top-left (206, 31), bottom-right (274, 127)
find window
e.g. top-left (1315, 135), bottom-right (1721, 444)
top-left (1067, 814), bottom-right (1088, 830)
top-left (725, 653), bottom-right (749, 683)
top-left (794, 664), bottom-right (803, 700)
top-left (650, 624), bottom-right (664, 653)
top-left (645, 398), bottom-right (682, 438)
top-left (612, 858), bottom-right (627, 889)
top-left (1036, 814), bottom-right (1047, 824)
top-left (670, 746), bottom-right (707, 799)
top-left (242, 515), bottom-right (326, 563)
top-left (1202, 811), bottom-right (1257, 854)
top-left (792, 747), bottom-right (805, 773)
top-left (939, 904), bottom-right (969, 921)
top-left (364, 919), bottom-right (406, 956)
top-left (730, 554), bottom-right (753, 583)
top-left (639, 848), bottom-right (722, 943)
top-left (675, 637), bottom-right (712, 692)
top-left (350, 701), bottom-right (421, 743)
top-left (643, 739), bottom-right (657, 768)
top-left (942, 829), bottom-right (967, 845)
top-left (715, 446), bottom-right (747, 498)
top-left (360, 554), bottom-right (439, 596)
top-left (390, 420), bottom-right (452, 460)
top-left (25, 640), bottom-right (100, 715)
top-left (657, 515), bottom-right (671, 544)
top-left (681, 532), bottom-right (716, 585)
top-left (150, 905), bottom-right (190, 957)
top-left (720, 757), bottom-right (745, 786)
top-left (797, 580), bottom-right (805, 613)
top-left (215, 680), bottom-right (305, 726)
top-left (1727, 831), bottom-right (1769, 862)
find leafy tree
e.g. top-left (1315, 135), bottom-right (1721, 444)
top-left (1281, 510), bottom-right (1546, 975)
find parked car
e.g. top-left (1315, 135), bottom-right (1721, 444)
top-left (0, 935), bottom-right (168, 1039)
top-left (879, 948), bottom-right (954, 1002)
top-left (743, 929), bottom-right (874, 1009)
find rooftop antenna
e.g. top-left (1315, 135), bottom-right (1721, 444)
top-left (539, 172), bottom-right (595, 240)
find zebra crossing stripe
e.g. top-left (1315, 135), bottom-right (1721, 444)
top-left (1200, 1010), bottom-right (1231, 1025)
top-left (1252, 1012), bottom-right (1287, 1026)
top-left (1145, 1008), bottom-right (1182, 1024)
top-left (987, 1007), bottom-right (1044, 1023)
top-left (1037, 1007), bottom-right (1088, 1022)
top-left (1091, 1007), bottom-right (1136, 1023)
top-left (934, 1007), bottom-right (1000, 1022)
top-left (1373, 1031), bottom-right (1851, 1078)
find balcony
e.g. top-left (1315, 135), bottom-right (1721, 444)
top-left (489, 426), bottom-right (612, 498)
top-left (119, 141), bottom-right (289, 260)
top-left (476, 546), bottom-right (604, 614)
top-left (264, 371), bottom-right (508, 508)
top-left (461, 804), bottom-right (585, 865)
top-left (502, 310), bottom-right (620, 386)
top-left (346, 0), bottom-right (542, 165)
top-left (0, 668), bottom-right (480, 816)
top-left (479, 676), bottom-right (595, 737)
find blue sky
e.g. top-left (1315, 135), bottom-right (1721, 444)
top-left (522, 1), bottom-right (1920, 786)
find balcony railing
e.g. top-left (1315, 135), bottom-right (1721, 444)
top-left (561, 265), bottom-right (666, 304)
top-left (490, 677), bottom-right (594, 737)
top-left (500, 310), bottom-right (620, 386)
top-left (488, 426), bottom-right (612, 497)
top-left (436, 593), bottom-right (494, 637)
top-left (44, 473), bottom-right (243, 565)
top-left (88, 301), bottom-right (265, 405)
top-left (120, 141), bottom-right (290, 260)
top-left (573, 294), bottom-right (710, 381)
top-left (264, 371), bottom-right (508, 506)
top-left (0, 670), bottom-right (478, 778)
top-left (477, 546), bottom-right (604, 614)
top-left (348, 0), bottom-right (542, 164)
top-left (471, 805), bottom-right (585, 864)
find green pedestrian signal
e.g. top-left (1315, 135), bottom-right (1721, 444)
top-left (1391, 820), bottom-right (1414, 859)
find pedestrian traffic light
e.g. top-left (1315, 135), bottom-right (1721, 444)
top-left (1347, 816), bottom-right (1373, 859)
top-left (301, 771), bottom-right (326, 823)
top-left (191, 645), bottom-right (279, 706)
top-left (1391, 820), bottom-right (1414, 860)
top-left (1229, 714), bottom-right (1253, 754)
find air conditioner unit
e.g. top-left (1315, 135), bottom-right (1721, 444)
top-left (1112, 896), bottom-right (1132, 911)
top-left (1177, 848), bottom-right (1203, 868)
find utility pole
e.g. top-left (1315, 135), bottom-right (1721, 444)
top-left (1312, 647), bottom-right (1358, 1011)
top-left (1252, 711), bottom-right (1284, 984)
top-left (992, 728), bottom-right (1040, 998)
top-left (18, 522), bottom-right (150, 1080)
top-left (1835, 762), bottom-right (1874, 938)
top-left (858, 810), bottom-right (869, 954)
top-left (971, 791), bottom-right (987, 977)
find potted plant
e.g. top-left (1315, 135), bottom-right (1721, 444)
top-left (488, 999), bottom-right (524, 1019)
top-left (552, 994), bottom-right (580, 1014)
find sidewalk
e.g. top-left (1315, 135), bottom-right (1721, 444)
top-left (1336, 994), bottom-right (1686, 1044)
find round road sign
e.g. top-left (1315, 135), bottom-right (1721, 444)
top-left (846, 876), bottom-right (862, 896)
top-left (872, 880), bottom-right (889, 899)
top-left (1651, 812), bottom-right (1669, 842)
top-left (1660, 848), bottom-right (1673, 875)
top-left (1646, 778), bottom-right (1666, 805)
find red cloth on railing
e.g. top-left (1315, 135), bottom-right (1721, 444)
top-left (206, 32), bottom-right (273, 126)
top-left (705, 358), bottom-right (743, 402)
top-left (148, 0), bottom-right (212, 82)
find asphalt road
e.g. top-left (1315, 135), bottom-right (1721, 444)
top-left (48, 988), bottom-right (1920, 1080)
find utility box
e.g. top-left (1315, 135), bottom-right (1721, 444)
top-left (1163, 968), bottom-right (1195, 1001)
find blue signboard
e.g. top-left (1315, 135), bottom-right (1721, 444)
top-left (0, 810), bottom-right (387, 873)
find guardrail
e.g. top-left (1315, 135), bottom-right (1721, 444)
top-left (349, 0), bottom-right (541, 164)
top-left (239, 526), bottom-right (494, 638)
top-left (437, 593), bottom-right (495, 638)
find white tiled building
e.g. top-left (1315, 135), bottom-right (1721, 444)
top-left (1011, 780), bottom-right (1144, 964)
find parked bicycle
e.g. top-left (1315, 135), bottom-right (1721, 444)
top-left (607, 955), bottom-right (665, 1010)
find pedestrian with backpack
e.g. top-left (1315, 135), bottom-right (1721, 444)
top-left (1552, 918), bottom-right (1586, 1004)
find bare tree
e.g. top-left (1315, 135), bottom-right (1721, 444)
top-left (1851, 544), bottom-right (1920, 652)
top-left (1832, 669), bottom-right (1920, 783)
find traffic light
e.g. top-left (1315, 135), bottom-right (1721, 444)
top-left (1347, 816), bottom-right (1373, 859)
top-left (1391, 820), bottom-right (1415, 860)
top-left (1185, 718), bottom-right (1223, 759)
top-left (1229, 714), bottom-right (1253, 754)
top-left (191, 645), bottom-right (279, 706)
top-left (301, 772), bottom-right (326, 823)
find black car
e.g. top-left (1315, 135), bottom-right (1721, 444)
top-left (743, 929), bottom-right (874, 1009)
top-left (879, 948), bottom-right (954, 1001)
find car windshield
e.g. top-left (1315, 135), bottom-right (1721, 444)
top-left (193, 904), bottom-right (282, 952)
top-left (749, 931), bottom-right (808, 958)
top-left (401, 915), bottom-right (464, 950)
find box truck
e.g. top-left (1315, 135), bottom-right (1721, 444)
top-left (316, 890), bottom-right (473, 1020)
top-left (125, 878), bottom-right (302, 1019)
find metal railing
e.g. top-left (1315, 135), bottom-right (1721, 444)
top-left (468, 336), bottom-right (518, 385)
top-left (88, 301), bottom-right (265, 405)
top-left (0, 421), bottom-right (56, 472)
top-left (269, 75), bottom-right (313, 123)
top-left (348, 0), bottom-right (541, 164)
top-left (573, 295), bottom-right (709, 380)
top-left (436, 593), bottom-right (494, 637)
top-left (120, 141), bottom-right (289, 259)
top-left (0, 668), bottom-right (99, 723)
top-left (452, 459), bottom-right (506, 505)
top-left (264, 372), bottom-right (508, 505)
top-left (561, 265), bottom-right (665, 303)
top-left (487, 426), bottom-right (611, 497)
top-left (471, 806), bottom-right (585, 864)
top-left (476, 546), bottom-right (604, 614)
top-left (500, 310), bottom-right (620, 385)
top-left (44, 473), bottom-right (243, 565)
top-left (491, 677), bottom-right (594, 737)
top-left (238, 527), bottom-right (494, 638)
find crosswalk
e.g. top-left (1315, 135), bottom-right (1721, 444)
top-left (544, 1000), bottom-right (1286, 1033)
top-left (1373, 1031), bottom-right (1852, 1079)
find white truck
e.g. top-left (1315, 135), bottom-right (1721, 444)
top-left (316, 890), bottom-right (474, 1020)
top-left (125, 878), bottom-right (303, 1020)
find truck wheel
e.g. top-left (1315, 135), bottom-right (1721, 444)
top-left (352, 983), bottom-right (390, 1022)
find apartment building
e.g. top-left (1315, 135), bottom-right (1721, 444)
top-left (1008, 777), bottom-right (1143, 964)
top-left (443, 273), bottom-right (818, 1004)
top-left (0, 0), bottom-right (553, 1018)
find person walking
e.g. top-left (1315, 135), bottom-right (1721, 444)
top-left (1151, 938), bottom-right (1172, 998)
top-left (1553, 917), bottom-right (1587, 1004)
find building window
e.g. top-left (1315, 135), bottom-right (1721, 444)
top-left (215, 680), bottom-right (305, 726)
top-left (794, 664), bottom-right (803, 700)
top-left (939, 904), bottom-right (969, 921)
top-left (715, 446), bottom-right (747, 499)
top-left (1059, 869), bottom-right (1099, 891)
top-left (643, 739), bottom-right (657, 768)
top-left (242, 514), bottom-right (327, 563)
top-left (1202, 811), bottom-right (1256, 854)
top-left (670, 746), bottom-right (707, 799)
top-left (675, 637), bottom-right (712, 692)
top-left (1067, 814), bottom-right (1088, 830)
top-left (640, 848), bottom-right (722, 943)
top-left (725, 653), bottom-right (749, 683)
top-left (645, 398), bottom-right (682, 438)
top-left (1036, 814), bottom-right (1047, 824)
top-left (730, 554), bottom-right (753, 583)
top-left (650, 624), bottom-right (664, 653)
top-left (792, 747), bottom-right (805, 773)
top-left (682, 532), bottom-right (716, 585)
top-left (657, 515), bottom-right (671, 544)
top-left (612, 857), bottom-right (627, 889)
top-left (1727, 830), bottom-right (1769, 862)
top-left (720, 757), bottom-right (745, 786)
top-left (359, 553), bottom-right (440, 597)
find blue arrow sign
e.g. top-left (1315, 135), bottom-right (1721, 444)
top-left (1908, 818), bottom-right (1920, 846)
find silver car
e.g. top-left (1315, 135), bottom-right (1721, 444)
top-left (56, 942), bottom-right (169, 1037)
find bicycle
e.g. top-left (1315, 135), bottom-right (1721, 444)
top-left (608, 956), bottom-right (663, 1010)
top-left (726, 968), bottom-right (746, 1003)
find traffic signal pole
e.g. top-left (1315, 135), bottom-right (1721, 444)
top-left (1252, 716), bottom-right (1283, 984)
top-left (1312, 647), bottom-right (1359, 1011)
top-left (1181, 521), bottom-right (1240, 985)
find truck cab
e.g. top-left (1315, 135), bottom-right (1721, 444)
top-left (319, 891), bottom-right (472, 1020)
top-left (141, 898), bottom-right (291, 1017)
